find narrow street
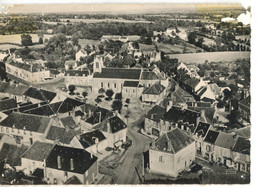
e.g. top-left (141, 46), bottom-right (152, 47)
top-left (114, 128), bottom-right (152, 184)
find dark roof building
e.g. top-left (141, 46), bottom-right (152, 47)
top-left (60, 116), bottom-right (79, 129)
top-left (46, 145), bottom-right (98, 174)
top-left (23, 87), bottom-right (57, 102)
top-left (232, 137), bottom-right (250, 155)
top-left (193, 122), bottom-right (211, 137)
top-left (123, 81), bottom-right (140, 87)
top-left (214, 132), bottom-right (237, 149)
top-left (153, 128), bottom-right (195, 154)
top-left (79, 129), bottom-right (106, 149)
top-left (0, 98), bottom-right (17, 112)
top-left (142, 82), bottom-right (165, 95)
top-left (145, 105), bottom-right (166, 122)
top-left (21, 141), bottom-right (55, 162)
top-left (204, 130), bottom-right (220, 144)
top-left (46, 126), bottom-right (76, 145)
top-left (0, 112), bottom-right (51, 133)
top-left (95, 116), bottom-right (127, 134)
top-left (93, 68), bottom-right (141, 80)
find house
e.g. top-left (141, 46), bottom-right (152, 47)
top-left (142, 82), bottom-right (166, 103)
top-left (144, 105), bottom-right (166, 137)
top-left (21, 141), bottom-right (55, 174)
top-left (94, 116), bottom-right (127, 149)
top-left (5, 60), bottom-right (50, 83)
top-left (0, 112), bottom-right (55, 145)
top-left (65, 60), bottom-right (78, 70)
top-left (122, 81), bottom-right (143, 98)
top-left (75, 50), bottom-right (88, 61)
top-left (60, 116), bottom-right (80, 130)
top-left (45, 145), bottom-right (98, 184)
top-left (202, 130), bottom-right (220, 161)
top-left (148, 128), bottom-right (196, 177)
top-left (164, 86), bottom-right (195, 106)
top-left (238, 96), bottom-right (250, 122)
top-left (179, 77), bottom-right (206, 95)
top-left (0, 98), bottom-right (17, 112)
top-left (213, 132), bottom-right (237, 166)
top-left (77, 129), bottom-right (108, 155)
top-left (23, 87), bottom-right (57, 104)
top-left (195, 86), bottom-right (216, 103)
top-left (0, 82), bottom-right (29, 103)
top-left (64, 69), bottom-right (92, 87)
top-left (101, 35), bottom-right (128, 42)
top-left (231, 137), bottom-right (250, 172)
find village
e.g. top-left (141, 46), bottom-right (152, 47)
top-left (0, 4), bottom-right (251, 185)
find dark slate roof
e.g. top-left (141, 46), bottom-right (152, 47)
top-left (0, 143), bottom-right (28, 166)
top-left (32, 168), bottom-right (44, 178)
top-left (86, 107), bottom-right (114, 125)
top-left (169, 87), bottom-right (195, 103)
top-left (19, 103), bottom-right (40, 112)
top-left (60, 116), bottom-right (78, 129)
top-left (21, 142), bottom-right (55, 162)
top-left (181, 77), bottom-right (200, 89)
top-left (214, 132), bottom-right (237, 149)
top-left (204, 130), bottom-right (219, 144)
top-left (232, 126), bottom-right (250, 139)
top-left (4, 83), bottom-right (29, 96)
top-left (46, 126), bottom-right (76, 144)
top-left (162, 106), bottom-right (200, 125)
top-left (109, 116), bottom-right (127, 133)
top-left (0, 112), bottom-right (51, 133)
top-left (75, 110), bottom-right (84, 117)
top-left (232, 137), bottom-right (250, 155)
top-left (79, 129), bottom-right (106, 149)
top-left (46, 145), bottom-right (98, 174)
top-left (187, 106), bottom-right (216, 123)
top-left (193, 122), bottom-right (211, 137)
top-left (8, 61), bottom-right (44, 72)
top-left (142, 82), bottom-right (165, 95)
top-left (58, 98), bottom-right (85, 113)
top-left (93, 68), bottom-right (141, 79)
top-left (154, 128), bottom-right (194, 154)
top-left (141, 71), bottom-right (159, 80)
top-left (65, 70), bottom-right (90, 77)
top-left (0, 81), bottom-right (9, 92)
top-left (123, 81), bottom-right (139, 87)
top-left (23, 87), bottom-right (56, 102)
top-left (196, 87), bottom-right (207, 97)
top-left (0, 98), bottom-right (17, 112)
top-left (145, 105), bottom-right (166, 122)
top-left (65, 176), bottom-right (82, 184)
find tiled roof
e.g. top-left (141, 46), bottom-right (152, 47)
top-left (46, 145), bottom-right (98, 174)
top-left (60, 116), bottom-right (78, 129)
top-left (123, 81), bottom-right (139, 87)
top-left (232, 126), bottom-right (250, 139)
top-left (187, 106), bottom-right (216, 123)
top-left (142, 82), bottom-right (165, 95)
top-left (93, 68), bottom-right (141, 80)
top-left (163, 106), bottom-right (200, 125)
top-left (204, 130), bottom-right (220, 144)
top-left (8, 61), bottom-right (45, 72)
top-left (75, 110), bottom-right (84, 117)
top-left (0, 98), bottom-right (17, 112)
top-left (79, 129), bottom-right (106, 149)
top-left (24, 87), bottom-right (57, 102)
top-left (145, 105), bottom-right (166, 122)
top-left (109, 116), bottom-right (127, 133)
top-left (154, 128), bottom-right (194, 154)
top-left (65, 70), bottom-right (90, 76)
top-left (196, 87), bottom-right (207, 97)
top-left (86, 107), bottom-right (113, 125)
top-left (4, 83), bottom-right (29, 96)
top-left (21, 141), bottom-right (55, 162)
top-left (0, 81), bottom-right (9, 92)
top-left (214, 132), bottom-right (237, 149)
top-left (0, 112), bottom-right (51, 133)
top-left (46, 126), bottom-right (76, 144)
top-left (232, 137), bottom-right (250, 155)
top-left (141, 71), bottom-right (159, 80)
top-left (182, 77), bottom-right (200, 89)
top-left (193, 122), bottom-right (211, 137)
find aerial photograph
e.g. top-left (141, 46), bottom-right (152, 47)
top-left (0, 2), bottom-right (251, 185)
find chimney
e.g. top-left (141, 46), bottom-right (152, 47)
top-left (57, 156), bottom-right (61, 169)
top-left (90, 153), bottom-right (93, 159)
top-left (166, 100), bottom-right (173, 112)
top-left (70, 158), bottom-right (74, 170)
top-left (88, 109), bottom-right (91, 117)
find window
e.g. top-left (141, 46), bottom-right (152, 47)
top-left (108, 83), bottom-right (110, 88)
top-left (114, 83), bottom-right (116, 88)
top-left (6, 128), bottom-right (9, 133)
top-left (18, 129), bottom-right (20, 134)
top-left (101, 82), bottom-right (103, 88)
top-left (126, 89), bottom-right (127, 93)
top-left (96, 62), bottom-right (99, 69)
top-left (206, 145), bottom-right (211, 152)
top-left (64, 171), bottom-right (68, 177)
top-left (154, 95), bottom-right (156, 99)
top-left (24, 130), bottom-right (26, 135)
top-left (133, 89), bottom-right (135, 93)
top-left (1, 127), bottom-right (3, 132)
top-left (159, 156), bottom-right (164, 162)
top-left (30, 131), bottom-right (32, 136)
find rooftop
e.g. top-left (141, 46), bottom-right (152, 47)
top-left (23, 87), bottom-right (57, 102)
top-left (46, 126), bottom-right (77, 145)
top-left (214, 132), bottom-right (237, 149)
top-left (0, 98), bottom-right (17, 112)
top-left (93, 68), bottom-right (141, 80)
top-left (193, 122), bottom-right (211, 137)
top-left (142, 82), bottom-right (165, 95)
top-left (21, 141), bottom-right (55, 162)
top-left (145, 105), bottom-right (166, 122)
top-left (79, 129), bottom-right (106, 149)
top-left (154, 128), bottom-right (194, 154)
top-left (232, 137), bottom-right (250, 155)
top-left (8, 61), bottom-right (45, 73)
top-left (60, 116), bottom-right (79, 129)
top-left (123, 81), bottom-right (140, 87)
top-left (204, 130), bottom-right (220, 144)
top-left (46, 145), bottom-right (98, 174)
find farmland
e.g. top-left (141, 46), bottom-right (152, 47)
top-left (168, 51), bottom-right (250, 64)
top-left (0, 34), bottom-right (39, 44)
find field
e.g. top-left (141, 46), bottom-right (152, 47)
top-left (0, 34), bottom-right (39, 44)
top-left (168, 51), bottom-right (250, 64)
top-left (155, 41), bottom-right (204, 54)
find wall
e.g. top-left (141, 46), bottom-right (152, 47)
top-left (21, 158), bottom-right (45, 173)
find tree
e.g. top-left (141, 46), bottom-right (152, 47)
top-left (125, 98), bottom-right (130, 104)
top-left (21, 34), bottom-right (33, 46)
top-left (188, 32), bottom-right (197, 44)
top-left (98, 88), bottom-right (105, 95)
top-left (125, 109), bottom-right (131, 123)
top-left (38, 37), bottom-right (43, 44)
top-left (112, 100), bottom-right (123, 113)
top-left (105, 89), bottom-right (114, 100)
top-left (68, 85), bottom-right (76, 95)
top-left (82, 91), bottom-right (88, 98)
top-left (115, 93), bottom-right (122, 100)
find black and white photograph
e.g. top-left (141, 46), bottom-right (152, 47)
top-left (0, 1), bottom-right (253, 185)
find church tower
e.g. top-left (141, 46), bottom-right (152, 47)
top-left (93, 55), bottom-right (104, 73)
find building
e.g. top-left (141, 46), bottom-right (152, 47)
top-left (142, 82), bottom-right (166, 103)
top-left (202, 130), bottom-right (220, 161)
top-left (0, 98), bottom-right (17, 113)
top-left (21, 141), bottom-right (55, 174)
top-left (5, 61), bottom-right (50, 83)
top-left (64, 70), bottom-right (92, 87)
top-left (65, 60), bottom-right (78, 70)
top-left (101, 35), bottom-right (128, 43)
top-left (23, 87), bottom-right (57, 104)
top-left (75, 50), bottom-right (88, 62)
top-left (122, 81), bottom-right (143, 98)
top-left (45, 145), bottom-right (98, 184)
top-left (238, 96), bottom-right (250, 122)
top-left (148, 128), bottom-right (196, 177)
top-left (0, 112), bottom-right (55, 145)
